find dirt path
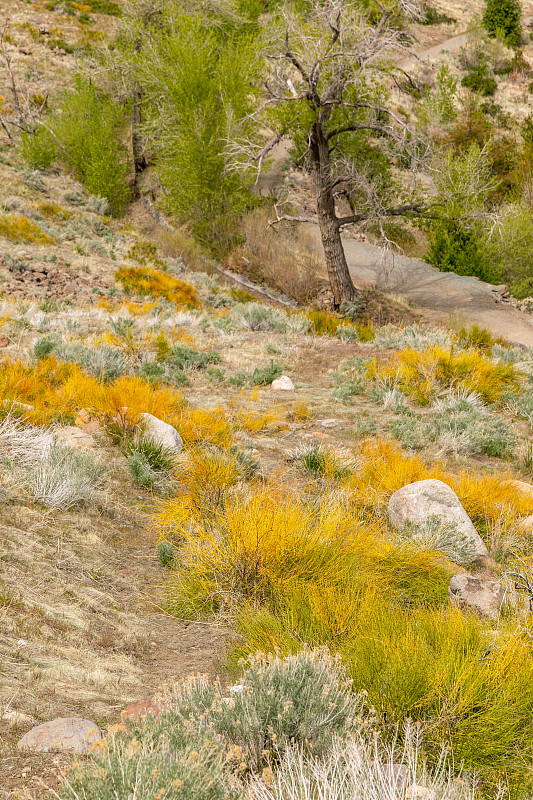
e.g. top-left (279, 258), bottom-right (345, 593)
top-left (342, 238), bottom-right (533, 346)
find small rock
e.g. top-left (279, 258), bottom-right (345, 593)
top-left (121, 697), bottom-right (164, 723)
top-left (55, 426), bottom-right (95, 449)
top-left (140, 413), bottom-right (183, 452)
top-left (405, 788), bottom-right (435, 800)
top-left (448, 573), bottom-right (508, 620)
top-left (519, 515), bottom-right (533, 535)
top-left (75, 409), bottom-right (92, 427)
top-left (272, 375), bottom-right (295, 391)
top-left (0, 336), bottom-right (9, 347)
top-left (510, 480), bottom-right (533, 498)
top-left (320, 418), bottom-right (337, 428)
top-left (38, 23), bottom-right (50, 34)
top-left (17, 718), bottom-right (102, 753)
top-left (388, 479), bottom-right (488, 558)
top-left (229, 684), bottom-right (246, 695)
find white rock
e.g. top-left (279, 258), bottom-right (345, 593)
top-left (140, 413), bottom-right (183, 452)
top-left (271, 375), bottom-right (295, 391)
top-left (229, 684), bottom-right (246, 695)
top-left (17, 718), bottom-right (102, 753)
top-left (388, 479), bottom-right (488, 557)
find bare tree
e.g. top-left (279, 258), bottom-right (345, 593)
top-left (231, 0), bottom-right (429, 308)
top-left (0, 22), bottom-right (47, 144)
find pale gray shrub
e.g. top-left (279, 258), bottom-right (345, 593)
top-left (432, 388), bottom-right (487, 414)
top-left (286, 314), bottom-right (312, 334)
top-left (86, 195), bottom-right (110, 215)
top-left (0, 417), bottom-right (54, 463)
top-left (240, 303), bottom-right (288, 332)
top-left (396, 515), bottom-right (478, 566)
top-left (373, 324), bottom-right (452, 351)
top-left (0, 419), bottom-right (104, 510)
top-left (26, 443), bottom-right (104, 510)
top-left (248, 726), bottom-right (477, 800)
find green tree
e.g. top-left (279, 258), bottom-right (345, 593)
top-left (483, 0), bottom-right (522, 47)
top-left (231, 0), bottom-right (430, 307)
top-left (22, 79), bottom-right (132, 216)
top-left (113, 0), bottom-right (261, 251)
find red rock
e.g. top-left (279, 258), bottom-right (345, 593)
top-left (121, 697), bottom-right (165, 722)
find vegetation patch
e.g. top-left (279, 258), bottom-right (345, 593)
top-left (115, 267), bottom-right (200, 307)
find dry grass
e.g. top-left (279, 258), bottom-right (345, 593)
top-left (229, 208), bottom-right (325, 304)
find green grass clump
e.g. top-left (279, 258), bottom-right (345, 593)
top-left (232, 591), bottom-right (533, 796)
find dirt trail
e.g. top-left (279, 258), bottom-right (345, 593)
top-left (342, 238), bottom-right (533, 347)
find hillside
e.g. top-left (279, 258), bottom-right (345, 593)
top-left (3, 1), bottom-right (533, 799)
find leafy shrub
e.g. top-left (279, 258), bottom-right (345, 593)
top-left (57, 722), bottom-right (237, 800)
top-left (250, 360), bottom-right (283, 386)
top-left (214, 650), bottom-right (357, 770)
top-left (24, 80), bottom-right (132, 216)
top-left (115, 267), bottom-right (199, 307)
top-left (156, 540), bottom-right (175, 567)
top-left (34, 337), bottom-right (128, 381)
top-left (389, 408), bottom-right (515, 458)
top-left (396, 515), bottom-right (479, 566)
top-left (483, 0), bottom-right (522, 47)
top-left (461, 58), bottom-right (498, 96)
top-left (167, 345), bottom-right (221, 371)
top-left (425, 220), bottom-right (500, 282)
top-left (132, 10), bottom-right (259, 251)
top-left (373, 324), bottom-right (452, 351)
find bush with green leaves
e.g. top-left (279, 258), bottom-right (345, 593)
top-left (22, 79), bottom-right (132, 216)
top-left (483, 0), bottom-right (522, 47)
top-left (239, 303), bottom-right (288, 332)
top-left (126, 6), bottom-right (260, 249)
top-left (156, 539), bottom-right (176, 567)
top-left (126, 433), bottom-right (176, 491)
top-left (425, 220), bottom-right (500, 282)
top-left (167, 344), bottom-right (222, 371)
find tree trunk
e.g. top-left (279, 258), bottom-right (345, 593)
top-left (132, 85), bottom-right (146, 193)
top-left (310, 123), bottom-right (360, 308)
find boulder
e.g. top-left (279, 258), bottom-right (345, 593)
top-left (519, 515), bottom-right (533, 535)
top-left (448, 573), bottom-right (507, 620)
top-left (388, 479), bottom-right (488, 557)
top-left (140, 413), bottom-right (183, 452)
top-left (17, 718), bottom-right (102, 753)
top-left (271, 375), bottom-right (295, 391)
